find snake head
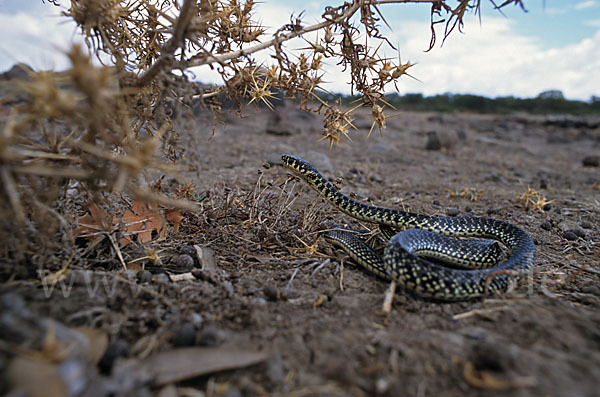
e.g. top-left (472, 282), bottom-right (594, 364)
top-left (281, 154), bottom-right (319, 176)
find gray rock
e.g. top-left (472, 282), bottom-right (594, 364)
top-left (582, 155), bottom-right (599, 167)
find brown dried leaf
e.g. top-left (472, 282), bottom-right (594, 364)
top-left (75, 200), bottom-right (184, 247)
top-left (462, 360), bottom-right (536, 390)
top-left (165, 208), bottom-right (183, 234)
top-left (117, 200), bottom-right (165, 247)
top-left (7, 356), bottom-right (67, 397)
top-left (76, 203), bottom-right (111, 235)
top-left (73, 326), bottom-right (109, 365)
top-left (125, 347), bottom-right (267, 386)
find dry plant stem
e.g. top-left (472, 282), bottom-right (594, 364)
top-left (106, 232), bottom-right (127, 271)
top-left (135, 0), bottom-right (197, 87)
top-left (0, 166), bottom-right (25, 224)
top-left (185, 0), bottom-right (435, 69)
top-left (382, 279), bottom-right (396, 314)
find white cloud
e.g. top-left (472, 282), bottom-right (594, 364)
top-left (575, 1), bottom-right (597, 10)
top-left (585, 18), bottom-right (600, 27)
top-left (347, 16), bottom-right (600, 100)
top-left (0, 3), bottom-right (82, 72)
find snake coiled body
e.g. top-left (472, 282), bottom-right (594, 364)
top-left (282, 154), bottom-right (536, 301)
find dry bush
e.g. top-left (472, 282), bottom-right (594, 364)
top-left (0, 0), bottom-right (525, 271)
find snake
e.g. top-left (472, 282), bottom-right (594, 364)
top-left (281, 154), bottom-right (536, 301)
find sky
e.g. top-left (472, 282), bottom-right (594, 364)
top-left (0, 0), bottom-right (598, 101)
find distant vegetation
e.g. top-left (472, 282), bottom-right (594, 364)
top-left (338, 90), bottom-right (600, 115)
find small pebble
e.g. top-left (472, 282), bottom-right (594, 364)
top-left (582, 155), bottom-right (599, 167)
top-left (581, 286), bottom-right (600, 295)
top-left (191, 312), bottom-right (204, 327)
top-left (136, 269), bottom-right (153, 284)
top-left (172, 254), bottom-right (195, 270)
top-left (375, 378), bottom-right (391, 394)
top-left (540, 221), bottom-right (552, 231)
top-left (180, 245), bottom-right (197, 257)
top-left (222, 388), bottom-right (243, 397)
top-left (543, 203), bottom-right (552, 211)
top-left (539, 179), bottom-right (548, 189)
top-left (464, 206), bottom-right (472, 213)
top-left (446, 207), bottom-right (459, 217)
top-left (198, 326), bottom-right (221, 346)
top-left (562, 231), bottom-right (579, 241)
top-left (172, 323), bottom-right (196, 347)
top-left (98, 340), bottom-right (129, 374)
top-left (432, 199), bottom-right (440, 206)
top-left (263, 285), bottom-right (280, 301)
top-left (124, 270), bottom-right (137, 280)
top-left (155, 273), bottom-right (170, 284)
top-left (569, 228), bottom-right (586, 238)
top-left (581, 221), bottom-right (592, 229)
top-left (486, 208), bottom-right (497, 215)
top-left (265, 355), bottom-right (285, 385)
top-left (425, 132), bottom-right (442, 151)
top-left (282, 289), bottom-right (298, 299)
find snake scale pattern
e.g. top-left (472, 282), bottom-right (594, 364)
top-left (282, 154), bottom-right (536, 301)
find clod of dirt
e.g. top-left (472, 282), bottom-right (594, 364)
top-left (470, 341), bottom-right (514, 372)
top-left (180, 245), bottom-right (199, 263)
top-left (562, 231), bottom-right (579, 241)
top-left (263, 285), bottom-right (281, 301)
top-left (172, 254), bottom-right (195, 271)
top-left (265, 111), bottom-right (298, 136)
top-left (136, 269), bottom-right (152, 284)
top-left (447, 207), bottom-right (460, 216)
top-left (580, 221), bottom-right (592, 229)
top-left (98, 340), bottom-right (129, 374)
top-left (198, 326), bottom-right (222, 347)
top-left (172, 323), bottom-right (197, 347)
top-left (558, 220), bottom-right (579, 232)
top-left (568, 228), bottom-right (586, 239)
top-left (540, 221), bottom-right (552, 231)
top-left (425, 130), bottom-right (458, 151)
top-left (425, 131), bottom-right (442, 150)
top-left (582, 155), bottom-right (599, 167)
top-left (264, 355), bottom-right (286, 386)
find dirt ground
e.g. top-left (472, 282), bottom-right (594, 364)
top-left (1, 103), bottom-right (600, 396)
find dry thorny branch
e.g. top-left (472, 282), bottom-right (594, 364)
top-left (0, 0), bottom-right (526, 267)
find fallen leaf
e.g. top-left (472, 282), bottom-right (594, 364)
top-left (117, 200), bottom-right (165, 247)
top-left (73, 326), bottom-right (109, 365)
top-left (75, 200), bottom-right (184, 248)
top-left (462, 360), bottom-right (536, 390)
top-left (76, 203), bottom-right (111, 236)
top-left (121, 347), bottom-right (267, 386)
top-left (165, 208), bottom-right (183, 233)
top-left (8, 356), bottom-right (67, 397)
top-left (313, 294), bottom-right (326, 308)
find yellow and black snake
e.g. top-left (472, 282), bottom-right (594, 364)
top-left (282, 154), bottom-right (536, 301)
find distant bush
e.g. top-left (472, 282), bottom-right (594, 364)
top-left (379, 92), bottom-right (600, 115)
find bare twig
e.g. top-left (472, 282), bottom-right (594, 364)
top-left (135, 0), bottom-right (197, 87)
